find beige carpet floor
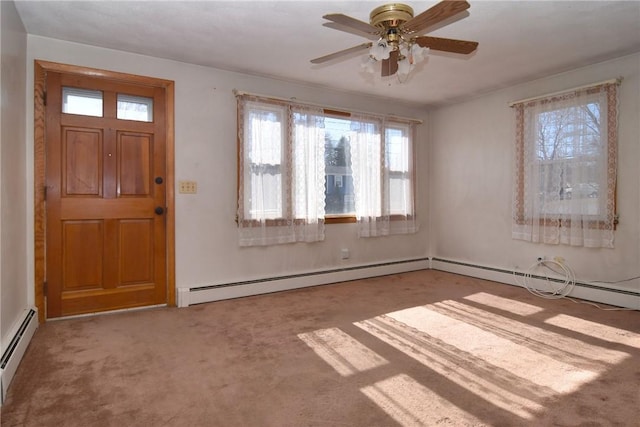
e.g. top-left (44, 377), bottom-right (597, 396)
top-left (1, 270), bottom-right (639, 426)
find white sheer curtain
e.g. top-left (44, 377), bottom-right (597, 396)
top-left (512, 82), bottom-right (618, 248)
top-left (351, 116), bottom-right (384, 236)
top-left (351, 115), bottom-right (418, 237)
top-left (290, 105), bottom-right (326, 242)
top-left (237, 95), bottom-right (325, 246)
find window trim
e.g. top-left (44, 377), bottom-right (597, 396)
top-left (240, 99), bottom-right (289, 221)
top-left (236, 93), bottom-right (420, 226)
top-left (323, 109), bottom-right (356, 220)
top-left (513, 82), bottom-right (619, 229)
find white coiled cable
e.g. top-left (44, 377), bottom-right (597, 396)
top-left (516, 258), bottom-right (576, 299)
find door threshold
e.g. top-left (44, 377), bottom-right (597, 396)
top-left (47, 304), bottom-right (168, 321)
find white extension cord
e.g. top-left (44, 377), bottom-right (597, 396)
top-left (515, 258), bottom-right (576, 299)
top-left (513, 259), bottom-right (637, 310)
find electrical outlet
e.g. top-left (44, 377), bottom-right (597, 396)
top-left (179, 180), bottom-right (197, 194)
top-left (341, 248), bottom-right (350, 260)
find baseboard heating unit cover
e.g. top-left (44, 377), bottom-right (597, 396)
top-left (431, 258), bottom-right (639, 310)
top-left (1, 308), bottom-right (38, 403)
top-left (178, 258), bottom-right (430, 307)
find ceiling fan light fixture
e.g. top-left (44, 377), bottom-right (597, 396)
top-left (397, 57), bottom-right (411, 77)
top-left (361, 56), bottom-right (378, 74)
top-left (410, 44), bottom-right (428, 64)
top-left (370, 39), bottom-right (391, 61)
top-left (396, 42), bottom-right (428, 81)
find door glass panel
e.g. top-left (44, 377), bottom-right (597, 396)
top-left (62, 87), bottom-right (103, 117)
top-left (117, 94), bottom-right (153, 122)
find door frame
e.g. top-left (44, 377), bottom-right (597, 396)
top-left (34, 60), bottom-right (176, 323)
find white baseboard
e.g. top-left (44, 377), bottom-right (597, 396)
top-left (177, 258), bottom-right (431, 307)
top-left (431, 258), bottom-right (640, 310)
top-left (1, 308), bottom-right (38, 404)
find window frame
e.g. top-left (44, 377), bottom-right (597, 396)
top-left (236, 96), bottom-right (418, 226)
top-left (322, 109), bottom-right (356, 223)
top-left (385, 121), bottom-right (416, 219)
top-left (239, 99), bottom-right (288, 222)
top-left (513, 84), bottom-right (618, 230)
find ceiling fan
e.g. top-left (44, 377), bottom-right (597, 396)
top-left (310, 0), bottom-right (478, 78)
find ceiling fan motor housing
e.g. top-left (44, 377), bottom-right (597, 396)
top-left (369, 3), bottom-right (414, 28)
top-left (369, 3), bottom-right (414, 47)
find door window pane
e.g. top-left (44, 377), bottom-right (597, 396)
top-left (62, 87), bottom-right (103, 117)
top-left (117, 94), bottom-right (153, 122)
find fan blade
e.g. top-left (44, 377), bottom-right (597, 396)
top-left (415, 36), bottom-right (478, 54)
top-left (381, 50), bottom-right (399, 77)
top-left (311, 43), bottom-right (372, 64)
top-left (402, 0), bottom-right (471, 35)
top-left (323, 13), bottom-right (380, 35)
top-left (322, 22), bottom-right (379, 41)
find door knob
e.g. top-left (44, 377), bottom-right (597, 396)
top-left (155, 177), bottom-right (163, 184)
top-left (155, 206), bottom-right (164, 215)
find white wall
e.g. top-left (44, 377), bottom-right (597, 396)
top-left (25, 35), bottom-right (430, 301)
top-left (1, 1), bottom-right (28, 352)
top-left (429, 53), bottom-right (640, 293)
top-left (25, 33), bottom-right (638, 309)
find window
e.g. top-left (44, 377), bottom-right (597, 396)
top-left (236, 93), bottom-right (418, 246)
top-left (62, 87), bottom-right (103, 117)
top-left (241, 100), bottom-right (286, 221)
top-left (62, 88), bottom-right (154, 122)
top-left (512, 81), bottom-right (619, 248)
top-left (117, 94), bottom-right (153, 122)
top-left (324, 115), bottom-right (355, 216)
top-left (386, 123), bottom-right (414, 216)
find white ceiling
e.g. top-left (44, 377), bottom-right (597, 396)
top-left (14, 0), bottom-right (640, 107)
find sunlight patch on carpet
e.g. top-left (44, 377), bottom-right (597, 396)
top-left (356, 316), bottom-right (542, 419)
top-left (361, 374), bottom-right (483, 427)
top-left (386, 305), bottom-right (600, 394)
top-left (463, 292), bottom-right (544, 316)
top-left (299, 295), bottom-right (633, 423)
top-left (545, 314), bottom-right (640, 349)
top-left (298, 327), bottom-right (388, 377)
top-left (428, 300), bottom-right (629, 368)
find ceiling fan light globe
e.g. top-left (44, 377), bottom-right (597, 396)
top-left (412, 45), bottom-right (428, 63)
top-left (361, 57), bottom-right (377, 74)
top-left (397, 58), bottom-right (411, 77)
top-left (380, 49), bottom-right (391, 60)
top-left (370, 40), bottom-right (390, 61)
top-left (369, 44), bottom-right (380, 60)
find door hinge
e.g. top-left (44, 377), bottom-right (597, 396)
top-left (43, 281), bottom-right (48, 297)
top-left (43, 90), bottom-right (47, 106)
top-left (43, 186), bottom-right (47, 201)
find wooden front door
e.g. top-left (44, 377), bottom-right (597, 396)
top-left (43, 68), bottom-right (171, 318)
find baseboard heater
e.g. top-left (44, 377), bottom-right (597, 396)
top-left (1, 308), bottom-right (38, 404)
top-left (178, 258), bottom-right (430, 307)
top-left (431, 257), bottom-right (640, 310)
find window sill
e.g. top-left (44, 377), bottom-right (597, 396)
top-left (238, 215), bottom-right (414, 226)
top-left (514, 216), bottom-right (617, 230)
top-left (325, 215), bottom-right (356, 224)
